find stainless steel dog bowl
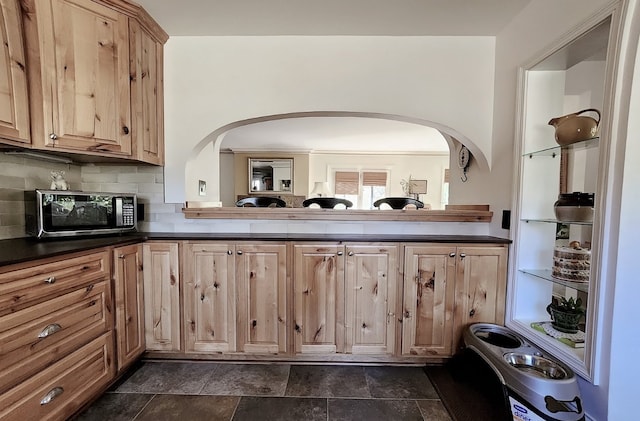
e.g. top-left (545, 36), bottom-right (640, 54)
top-left (473, 325), bottom-right (523, 348)
top-left (503, 352), bottom-right (568, 380)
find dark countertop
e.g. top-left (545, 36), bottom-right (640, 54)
top-left (0, 232), bottom-right (510, 268)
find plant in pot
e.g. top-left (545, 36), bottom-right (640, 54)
top-left (546, 296), bottom-right (585, 333)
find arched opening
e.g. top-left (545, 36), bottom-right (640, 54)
top-left (185, 111), bottom-right (488, 208)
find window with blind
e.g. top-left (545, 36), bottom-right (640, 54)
top-left (334, 170), bottom-right (388, 209)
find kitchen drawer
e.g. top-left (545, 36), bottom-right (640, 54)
top-left (0, 250), bottom-right (109, 315)
top-left (0, 331), bottom-right (115, 421)
top-left (0, 280), bottom-right (112, 393)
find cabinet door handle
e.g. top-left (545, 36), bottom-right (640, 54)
top-left (449, 252), bottom-right (456, 258)
top-left (387, 311), bottom-right (395, 323)
top-left (237, 250), bottom-right (243, 255)
top-left (337, 251), bottom-right (343, 256)
top-left (123, 126), bottom-right (129, 135)
top-left (118, 255), bottom-right (125, 259)
top-left (404, 310), bottom-right (411, 319)
top-left (348, 251), bottom-right (354, 256)
top-left (49, 133), bottom-right (58, 140)
top-left (43, 276), bottom-right (56, 284)
top-left (459, 253), bottom-right (466, 259)
top-left (40, 387), bottom-right (64, 405)
top-left (38, 323), bottom-right (62, 339)
top-left (227, 250), bottom-right (233, 255)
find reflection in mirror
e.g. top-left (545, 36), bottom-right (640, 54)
top-left (249, 158), bottom-right (293, 193)
top-left (219, 116), bottom-right (457, 208)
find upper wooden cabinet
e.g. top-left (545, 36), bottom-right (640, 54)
top-left (23, 0), bottom-right (133, 155)
top-left (130, 19), bottom-right (164, 164)
top-left (12, 0), bottom-right (167, 163)
top-left (0, 0), bottom-right (29, 145)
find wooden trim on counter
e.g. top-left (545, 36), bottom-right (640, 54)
top-left (182, 207), bottom-right (493, 222)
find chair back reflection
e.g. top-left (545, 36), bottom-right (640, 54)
top-left (302, 197), bottom-right (353, 209)
top-left (235, 197), bottom-right (287, 207)
top-left (373, 197), bottom-right (424, 210)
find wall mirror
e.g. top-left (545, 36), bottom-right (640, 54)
top-left (249, 158), bottom-right (293, 193)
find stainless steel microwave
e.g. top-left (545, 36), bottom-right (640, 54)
top-left (25, 190), bottom-right (137, 239)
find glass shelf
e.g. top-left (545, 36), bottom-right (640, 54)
top-left (519, 269), bottom-right (590, 293)
top-left (522, 218), bottom-right (593, 226)
top-left (523, 137), bottom-right (599, 157)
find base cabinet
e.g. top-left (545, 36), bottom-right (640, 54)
top-left (0, 332), bottom-right (115, 421)
top-left (401, 245), bottom-right (457, 357)
top-left (183, 242), bottom-right (236, 353)
top-left (292, 243), bottom-right (398, 356)
top-left (182, 241), bottom-right (288, 355)
top-left (292, 244), bottom-right (344, 355)
top-left (113, 244), bottom-right (145, 371)
top-left (402, 244), bottom-right (508, 356)
top-left (143, 242), bottom-right (180, 351)
top-left (452, 245), bottom-right (508, 351)
top-left (0, 250), bottom-right (114, 420)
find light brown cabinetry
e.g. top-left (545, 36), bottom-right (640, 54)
top-left (402, 244), bottom-right (507, 356)
top-left (143, 241), bottom-right (180, 351)
top-left (344, 244), bottom-right (398, 355)
top-left (130, 19), bottom-right (164, 165)
top-left (0, 0), bottom-right (30, 145)
top-left (235, 243), bottom-right (288, 354)
top-left (0, 250), bottom-right (115, 419)
top-left (113, 243), bottom-right (145, 370)
top-left (22, 0), bottom-right (133, 156)
top-left (183, 241), bottom-right (288, 354)
top-left (183, 242), bottom-right (236, 353)
top-left (292, 243), bottom-right (398, 356)
top-left (293, 244), bottom-right (344, 355)
top-left (0, 332), bottom-right (115, 421)
top-left (452, 245), bottom-right (508, 350)
top-left (401, 245), bottom-right (457, 357)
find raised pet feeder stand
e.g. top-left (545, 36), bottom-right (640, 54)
top-left (463, 323), bottom-right (584, 421)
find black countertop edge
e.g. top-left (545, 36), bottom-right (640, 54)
top-left (0, 232), bottom-right (511, 268)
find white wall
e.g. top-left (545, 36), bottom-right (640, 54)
top-left (163, 36), bottom-right (496, 205)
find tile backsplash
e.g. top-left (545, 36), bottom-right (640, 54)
top-left (0, 153), bottom-right (172, 240)
top-left (0, 154), bottom-right (82, 239)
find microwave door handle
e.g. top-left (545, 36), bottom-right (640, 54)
top-left (115, 197), bottom-right (123, 226)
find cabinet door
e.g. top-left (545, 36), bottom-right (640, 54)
top-left (293, 244), bottom-right (344, 354)
top-left (0, 0), bottom-right (29, 145)
top-left (143, 242), bottom-right (180, 351)
top-left (129, 19), bottom-right (164, 165)
top-left (344, 244), bottom-right (397, 355)
top-left (453, 245), bottom-right (508, 351)
top-left (28, 0), bottom-right (131, 155)
top-left (113, 244), bottom-right (145, 370)
top-left (183, 242), bottom-right (236, 353)
top-left (402, 245), bottom-right (456, 356)
top-left (235, 243), bottom-right (287, 354)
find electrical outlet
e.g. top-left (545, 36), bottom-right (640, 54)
top-left (198, 180), bottom-right (206, 196)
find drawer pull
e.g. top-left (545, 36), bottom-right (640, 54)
top-left (40, 387), bottom-right (64, 405)
top-left (38, 323), bottom-right (62, 339)
top-left (43, 276), bottom-right (56, 284)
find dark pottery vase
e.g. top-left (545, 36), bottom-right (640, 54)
top-left (546, 304), bottom-right (582, 334)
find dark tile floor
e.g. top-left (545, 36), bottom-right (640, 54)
top-left (75, 361), bottom-right (452, 421)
